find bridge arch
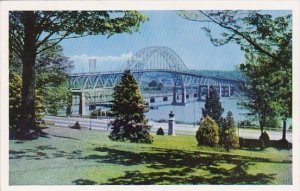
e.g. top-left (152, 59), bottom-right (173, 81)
top-left (127, 46), bottom-right (189, 72)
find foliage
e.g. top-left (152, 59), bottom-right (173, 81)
top-left (202, 86), bottom-right (224, 125)
top-left (196, 116), bottom-right (219, 147)
top-left (219, 112), bottom-right (239, 151)
top-left (109, 70), bottom-right (153, 144)
top-left (259, 131), bottom-right (270, 148)
top-left (148, 80), bottom-right (164, 90)
top-left (178, 10), bottom-right (292, 140)
top-left (70, 121), bottom-right (81, 130)
top-left (10, 42), bottom-right (73, 116)
top-left (9, 11), bottom-right (148, 138)
top-left (9, 73), bottom-right (45, 138)
top-left (156, 127), bottom-right (165, 135)
top-left (9, 73), bottom-right (22, 130)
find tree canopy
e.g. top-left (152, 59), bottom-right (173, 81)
top-left (178, 10), bottom-right (292, 140)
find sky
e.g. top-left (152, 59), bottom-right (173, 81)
top-left (59, 10), bottom-right (290, 73)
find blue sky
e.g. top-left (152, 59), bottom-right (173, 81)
top-left (60, 10), bottom-right (290, 73)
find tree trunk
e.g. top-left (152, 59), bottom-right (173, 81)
top-left (16, 11), bottom-right (37, 139)
top-left (282, 120), bottom-right (287, 141)
top-left (259, 118), bottom-right (264, 135)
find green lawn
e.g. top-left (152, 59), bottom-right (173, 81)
top-left (9, 127), bottom-right (292, 185)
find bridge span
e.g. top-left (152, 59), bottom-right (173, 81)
top-left (68, 46), bottom-right (244, 116)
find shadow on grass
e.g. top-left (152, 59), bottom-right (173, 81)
top-left (9, 144), bottom-right (83, 160)
top-left (240, 138), bottom-right (292, 151)
top-left (77, 146), bottom-right (288, 185)
top-left (72, 179), bottom-right (97, 185)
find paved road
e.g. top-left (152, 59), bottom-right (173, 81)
top-left (44, 116), bottom-right (292, 143)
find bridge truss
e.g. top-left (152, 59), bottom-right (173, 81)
top-left (69, 46), bottom-right (244, 115)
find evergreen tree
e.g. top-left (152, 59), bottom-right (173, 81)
top-left (202, 86), bottom-right (224, 125)
top-left (219, 111), bottom-right (239, 151)
top-left (109, 70), bottom-right (153, 144)
top-left (196, 116), bottom-right (219, 147)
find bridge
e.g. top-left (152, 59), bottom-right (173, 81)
top-left (69, 46), bottom-right (244, 115)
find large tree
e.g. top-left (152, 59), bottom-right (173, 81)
top-left (178, 11), bottom-right (292, 139)
top-left (10, 42), bottom-right (73, 117)
top-left (9, 11), bottom-right (148, 139)
top-left (109, 70), bottom-right (153, 144)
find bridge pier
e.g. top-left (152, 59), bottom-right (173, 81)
top-left (172, 87), bottom-right (177, 104)
top-left (181, 86), bottom-right (186, 105)
top-left (79, 92), bottom-right (86, 116)
top-left (198, 85), bottom-right (209, 101)
top-left (172, 86), bottom-right (186, 105)
top-left (221, 86), bottom-right (230, 97)
top-left (89, 105), bottom-right (96, 110)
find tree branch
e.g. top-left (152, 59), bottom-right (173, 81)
top-left (198, 11), bottom-right (277, 60)
top-left (36, 32), bottom-right (70, 55)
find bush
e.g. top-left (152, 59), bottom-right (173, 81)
top-left (219, 112), bottom-right (239, 151)
top-left (70, 121), bottom-right (81, 130)
top-left (239, 137), bottom-right (245, 147)
top-left (156, 127), bottom-right (164, 135)
top-left (259, 131), bottom-right (270, 147)
top-left (196, 116), bottom-right (219, 147)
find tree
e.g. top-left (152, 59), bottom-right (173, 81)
top-left (219, 111), bottom-right (239, 151)
top-left (202, 86), bottom-right (224, 125)
top-left (35, 43), bottom-right (73, 116)
top-left (10, 42), bottom-right (73, 116)
top-left (196, 116), bottom-right (219, 147)
top-left (9, 11), bottom-right (148, 139)
top-left (109, 70), bottom-right (153, 144)
top-left (9, 73), bottom-right (45, 139)
top-left (178, 11), bottom-right (292, 140)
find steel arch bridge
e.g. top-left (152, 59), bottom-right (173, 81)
top-left (69, 46), bottom-right (244, 115)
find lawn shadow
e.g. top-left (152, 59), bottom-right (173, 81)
top-left (240, 138), bottom-right (292, 151)
top-left (9, 143), bottom-right (83, 160)
top-left (72, 179), bottom-right (97, 185)
top-left (78, 146), bottom-right (287, 185)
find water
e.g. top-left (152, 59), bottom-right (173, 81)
top-left (65, 96), bottom-right (291, 127)
top-left (145, 97), bottom-right (249, 124)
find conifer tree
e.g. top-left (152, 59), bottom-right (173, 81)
top-left (109, 70), bottom-right (153, 144)
top-left (219, 111), bottom-right (239, 151)
top-left (202, 86), bottom-right (224, 125)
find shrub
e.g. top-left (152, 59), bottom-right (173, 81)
top-left (239, 137), bottom-right (245, 147)
top-left (70, 121), bottom-right (81, 130)
top-left (156, 127), bottom-right (164, 135)
top-left (259, 131), bottom-right (270, 147)
top-left (196, 116), bottom-right (219, 147)
top-left (219, 112), bottom-right (239, 151)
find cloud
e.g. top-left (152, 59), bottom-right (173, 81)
top-left (69, 52), bottom-right (133, 73)
top-left (70, 52), bottom-right (133, 63)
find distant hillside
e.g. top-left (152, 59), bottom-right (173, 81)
top-left (190, 70), bottom-right (246, 82)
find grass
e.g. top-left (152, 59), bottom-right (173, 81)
top-left (9, 126), bottom-right (292, 185)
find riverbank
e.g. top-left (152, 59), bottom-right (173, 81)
top-left (43, 116), bottom-right (292, 143)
